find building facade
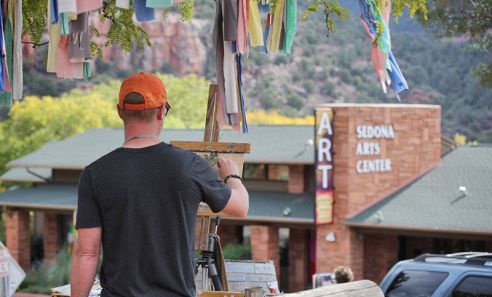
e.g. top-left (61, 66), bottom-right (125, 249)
top-left (1, 104), bottom-right (491, 291)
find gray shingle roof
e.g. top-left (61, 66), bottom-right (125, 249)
top-left (0, 185), bottom-right (314, 223)
top-left (0, 184), bottom-right (77, 211)
top-left (346, 145), bottom-right (492, 235)
top-left (8, 126), bottom-right (314, 169)
top-left (0, 168), bottom-right (51, 183)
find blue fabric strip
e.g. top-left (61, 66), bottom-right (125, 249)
top-left (359, 0), bottom-right (376, 36)
top-left (134, 0), bottom-right (155, 22)
top-left (236, 55), bottom-right (248, 133)
top-left (50, 0), bottom-right (59, 24)
top-left (387, 51), bottom-right (408, 98)
top-left (0, 4), bottom-right (6, 93)
top-left (259, 3), bottom-right (270, 54)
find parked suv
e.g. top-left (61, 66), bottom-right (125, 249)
top-left (380, 252), bottom-right (492, 297)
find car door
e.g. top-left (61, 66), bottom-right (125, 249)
top-left (444, 272), bottom-right (492, 297)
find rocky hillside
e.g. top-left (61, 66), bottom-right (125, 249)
top-left (20, 2), bottom-right (492, 142)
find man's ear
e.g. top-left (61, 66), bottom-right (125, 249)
top-left (157, 105), bottom-right (164, 121)
top-left (117, 104), bottom-right (124, 120)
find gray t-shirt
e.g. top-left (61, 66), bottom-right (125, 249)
top-left (76, 142), bottom-right (231, 297)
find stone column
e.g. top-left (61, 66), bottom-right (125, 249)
top-left (288, 165), bottom-right (305, 194)
top-left (288, 228), bottom-right (308, 291)
top-left (43, 213), bottom-right (60, 264)
top-left (6, 208), bottom-right (31, 270)
top-left (250, 225), bottom-right (280, 278)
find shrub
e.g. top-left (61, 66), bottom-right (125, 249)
top-left (19, 248), bottom-right (72, 294)
top-left (303, 81), bottom-right (315, 94)
top-left (222, 244), bottom-right (251, 260)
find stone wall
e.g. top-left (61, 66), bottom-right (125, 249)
top-left (363, 234), bottom-right (399, 282)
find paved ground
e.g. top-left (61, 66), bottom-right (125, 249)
top-left (14, 293), bottom-right (50, 297)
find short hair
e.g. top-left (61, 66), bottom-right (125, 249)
top-left (120, 92), bottom-right (159, 123)
top-left (334, 266), bottom-right (354, 283)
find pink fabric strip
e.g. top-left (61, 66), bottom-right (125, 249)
top-left (236, 0), bottom-right (248, 54)
top-left (76, 0), bottom-right (102, 13)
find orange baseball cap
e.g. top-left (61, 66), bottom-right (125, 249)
top-left (118, 72), bottom-right (170, 111)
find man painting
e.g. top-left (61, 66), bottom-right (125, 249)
top-left (70, 72), bottom-right (249, 297)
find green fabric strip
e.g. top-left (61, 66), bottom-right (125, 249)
top-left (61, 13), bottom-right (70, 35)
top-left (146, 0), bottom-right (173, 8)
top-left (282, 0), bottom-right (296, 54)
top-left (83, 62), bottom-right (92, 79)
top-left (0, 16), bottom-right (13, 107)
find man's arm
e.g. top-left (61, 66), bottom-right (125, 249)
top-left (216, 158), bottom-right (249, 217)
top-left (70, 227), bottom-right (101, 297)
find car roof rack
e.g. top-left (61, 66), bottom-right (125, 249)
top-left (414, 253), bottom-right (492, 267)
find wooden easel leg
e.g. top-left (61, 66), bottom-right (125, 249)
top-left (204, 84), bottom-right (220, 143)
top-left (201, 84), bottom-right (228, 291)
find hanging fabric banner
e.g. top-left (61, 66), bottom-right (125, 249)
top-left (146, 0), bottom-right (173, 8)
top-left (12, 0), bottom-right (22, 100)
top-left (76, 0), bottom-right (102, 14)
top-left (0, 0), bottom-right (12, 107)
top-left (358, 0), bottom-right (408, 99)
top-left (115, 0), bottom-right (130, 9)
top-left (58, 0), bottom-right (77, 14)
top-left (248, 0), bottom-right (263, 47)
top-left (134, 0), bottom-right (155, 22)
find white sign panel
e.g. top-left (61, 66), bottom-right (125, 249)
top-left (0, 242), bottom-right (25, 297)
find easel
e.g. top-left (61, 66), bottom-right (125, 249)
top-left (170, 84), bottom-right (250, 292)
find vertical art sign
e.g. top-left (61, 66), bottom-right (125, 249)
top-left (315, 108), bottom-right (334, 224)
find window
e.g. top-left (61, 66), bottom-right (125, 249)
top-left (452, 276), bottom-right (492, 297)
top-left (243, 164), bottom-right (266, 180)
top-left (386, 270), bottom-right (448, 297)
top-left (267, 165), bottom-right (289, 181)
top-left (242, 164), bottom-right (289, 181)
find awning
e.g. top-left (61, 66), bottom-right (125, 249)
top-left (0, 184), bottom-right (76, 211)
top-left (0, 167), bottom-right (51, 183)
top-left (0, 185), bottom-right (314, 225)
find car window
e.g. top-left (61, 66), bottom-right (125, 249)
top-left (452, 275), bottom-right (492, 297)
top-left (386, 270), bottom-right (449, 297)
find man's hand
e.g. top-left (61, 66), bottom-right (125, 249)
top-left (215, 157), bottom-right (249, 217)
top-left (216, 157), bottom-right (240, 180)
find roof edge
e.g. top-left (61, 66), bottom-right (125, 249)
top-left (225, 215), bottom-right (314, 226)
top-left (316, 103), bottom-right (441, 109)
top-left (345, 221), bottom-right (492, 237)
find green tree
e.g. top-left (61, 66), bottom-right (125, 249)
top-left (423, 0), bottom-right (492, 86)
top-left (0, 74), bottom-right (211, 176)
top-left (0, 95), bottom-right (120, 175)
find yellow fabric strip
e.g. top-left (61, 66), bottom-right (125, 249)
top-left (47, 0), bottom-right (61, 73)
top-left (267, 0), bottom-right (284, 53)
top-left (248, 0), bottom-right (263, 47)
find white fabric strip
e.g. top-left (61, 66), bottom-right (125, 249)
top-left (115, 0), bottom-right (130, 9)
top-left (58, 0), bottom-right (77, 13)
top-left (13, 0), bottom-right (23, 99)
top-left (223, 41), bottom-right (238, 114)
